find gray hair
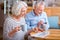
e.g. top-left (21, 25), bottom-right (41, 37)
top-left (33, 1), bottom-right (45, 8)
top-left (12, 1), bottom-right (28, 16)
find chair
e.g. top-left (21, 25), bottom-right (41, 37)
top-left (48, 16), bottom-right (59, 29)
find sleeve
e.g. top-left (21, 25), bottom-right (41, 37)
top-left (43, 12), bottom-right (50, 31)
top-left (3, 19), bottom-right (13, 39)
top-left (25, 16), bottom-right (32, 30)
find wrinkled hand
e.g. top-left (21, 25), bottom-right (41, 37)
top-left (32, 27), bottom-right (44, 33)
top-left (13, 26), bottom-right (21, 32)
top-left (32, 27), bottom-right (38, 33)
top-left (37, 20), bottom-right (44, 27)
top-left (8, 26), bottom-right (21, 37)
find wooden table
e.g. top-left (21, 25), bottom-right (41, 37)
top-left (30, 29), bottom-right (60, 40)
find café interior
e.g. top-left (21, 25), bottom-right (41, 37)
top-left (0, 0), bottom-right (60, 40)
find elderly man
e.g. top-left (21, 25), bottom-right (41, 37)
top-left (25, 1), bottom-right (49, 33)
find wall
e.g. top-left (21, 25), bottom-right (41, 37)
top-left (0, 0), bottom-right (3, 3)
top-left (45, 7), bottom-right (60, 20)
top-left (27, 7), bottom-right (60, 17)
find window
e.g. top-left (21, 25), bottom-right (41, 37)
top-left (4, 0), bottom-right (33, 14)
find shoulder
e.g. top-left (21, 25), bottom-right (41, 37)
top-left (4, 16), bottom-right (13, 24)
top-left (4, 16), bottom-right (13, 28)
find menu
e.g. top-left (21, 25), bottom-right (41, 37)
top-left (30, 31), bottom-right (50, 38)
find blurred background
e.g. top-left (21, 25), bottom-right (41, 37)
top-left (0, 0), bottom-right (60, 40)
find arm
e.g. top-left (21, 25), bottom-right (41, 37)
top-left (3, 19), bottom-right (21, 39)
top-left (37, 12), bottom-right (49, 31)
top-left (25, 16), bottom-right (35, 34)
top-left (3, 20), bottom-right (13, 39)
top-left (25, 16), bottom-right (32, 30)
top-left (8, 26), bottom-right (21, 37)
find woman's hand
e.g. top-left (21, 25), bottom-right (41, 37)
top-left (8, 26), bottom-right (21, 37)
top-left (14, 26), bottom-right (21, 32)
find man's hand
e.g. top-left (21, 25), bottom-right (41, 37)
top-left (32, 27), bottom-right (38, 33)
top-left (37, 20), bottom-right (44, 27)
top-left (33, 27), bottom-right (44, 32)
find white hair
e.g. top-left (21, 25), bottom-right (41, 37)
top-left (12, 1), bottom-right (28, 16)
top-left (33, 1), bottom-right (45, 8)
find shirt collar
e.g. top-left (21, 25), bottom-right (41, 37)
top-left (32, 10), bottom-right (42, 16)
top-left (31, 10), bottom-right (36, 16)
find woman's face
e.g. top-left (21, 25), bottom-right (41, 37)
top-left (19, 7), bottom-right (27, 17)
top-left (16, 6), bottom-right (27, 18)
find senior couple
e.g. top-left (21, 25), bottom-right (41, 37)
top-left (3, 1), bottom-right (49, 40)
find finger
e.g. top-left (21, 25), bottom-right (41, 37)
top-left (32, 28), bottom-right (35, 31)
top-left (18, 28), bottom-right (21, 31)
top-left (17, 27), bottom-right (21, 31)
top-left (15, 26), bottom-right (19, 29)
top-left (18, 26), bottom-right (20, 28)
top-left (15, 27), bottom-right (20, 31)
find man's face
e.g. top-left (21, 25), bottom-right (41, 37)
top-left (34, 5), bottom-right (44, 15)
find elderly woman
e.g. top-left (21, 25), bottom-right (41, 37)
top-left (3, 1), bottom-right (28, 40)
